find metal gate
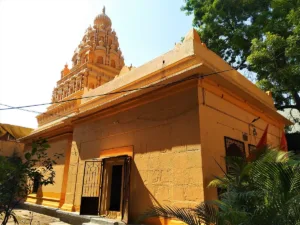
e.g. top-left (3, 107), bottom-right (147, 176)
top-left (80, 160), bottom-right (104, 215)
top-left (80, 156), bottom-right (132, 219)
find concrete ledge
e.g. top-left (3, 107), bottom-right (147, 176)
top-left (57, 210), bottom-right (91, 225)
top-left (20, 202), bottom-right (59, 218)
top-left (20, 202), bottom-right (90, 225)
top-left (89, 217), bottom-right (125, 225)
top-left (20, 203), bottom-right (128, 225)
top-left (60, 203), bottom-right (75, 212)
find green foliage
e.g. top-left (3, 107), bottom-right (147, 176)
top-left (140, 149), bottom-right (300, 225)
top-left (0, 138), bottom-right (61, 225)
top-left (182, 0), bottom-right (300, 121)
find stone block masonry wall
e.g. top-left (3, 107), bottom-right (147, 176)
top-left (26, 137), bottom-right (71, 208)
top-left (67, 87), bottom-right (203, 221)
top-left (42, 138), bottom-right (69, 197)
top-left (198, 87), bottom-right (283, 201)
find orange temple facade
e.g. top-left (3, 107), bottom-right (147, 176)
top-left (21, 7), bottom-right (291, 224)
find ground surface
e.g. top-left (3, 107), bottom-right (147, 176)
top-left (0, 209), bottom-right (70, 225)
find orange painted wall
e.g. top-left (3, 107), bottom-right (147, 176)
top-left (63, 87), bottom-right (203, 221)
top-left (0, 140), bottom-right (24, 157)
top-left (24, 79), bottom-right (285, 224)
top-left (198, 86), bottom-right (283, 200)
top-left (26, 135), bottom-right (72, 208)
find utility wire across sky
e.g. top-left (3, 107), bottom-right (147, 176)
top-left (0, 68), bottom-right (235, 114)
top-left (0, 103), bottom-right (72, 119)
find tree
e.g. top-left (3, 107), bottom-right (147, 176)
top-left (0, 139), bottom-right (61, 225)
top-left (181, 0), bottom-right (300, 125)
top-left (139, 149), bottom-right (300, 225)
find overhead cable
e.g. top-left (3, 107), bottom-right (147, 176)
top-left (0, 68), bottom-right (234, 111)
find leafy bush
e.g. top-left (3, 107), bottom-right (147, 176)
top-left (0, 139), bottom-right (61, 225)
top-left (140, 148), bottom-right (300, 225)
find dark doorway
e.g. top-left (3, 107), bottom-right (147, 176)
top-left (109, 165), bottom-right (123, 211)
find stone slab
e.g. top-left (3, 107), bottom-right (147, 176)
top-left (90, 217), bottom-right (125, 225)
top-left (49, 222), bottom-right (71, 225)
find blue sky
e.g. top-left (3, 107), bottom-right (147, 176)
top-left (0, 0), bottom-right (193, 128)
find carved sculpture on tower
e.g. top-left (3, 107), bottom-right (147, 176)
top-left (71, 6), bottom-right (124, 69)
top-left (50, 6), bottom-right (125, 106)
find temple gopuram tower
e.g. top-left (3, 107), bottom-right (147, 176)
top-left (37, 7), bottom-right (125, 126)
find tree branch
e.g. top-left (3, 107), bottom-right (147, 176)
top-left (233, 59), bottom-right (247, 70)
top-left (292, 92), bottom-right (300, 108)
top-left (276, 104), bottom-right (299, 110)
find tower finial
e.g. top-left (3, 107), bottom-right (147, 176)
top-left (102, 6), bottom-right (105, 14)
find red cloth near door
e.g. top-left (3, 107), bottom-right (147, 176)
top-left (256, 124), bottom-right (269, 149)
top-left (280, 131), bottom-right (288, 152)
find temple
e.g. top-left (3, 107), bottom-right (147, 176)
top-left (20, 7), bottom-right (291, 225)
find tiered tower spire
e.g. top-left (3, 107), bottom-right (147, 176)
top-left (51, 6), bottom-right (124, 103)
top-left (71, 6), bottom-right (124, 70)
top-left (38, 7), bottom-right (125, 126)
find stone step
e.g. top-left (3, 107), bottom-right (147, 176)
top-left (85, 217), bottom-right (125, 225)
top-left (49, 222), bottom-right (71, 225)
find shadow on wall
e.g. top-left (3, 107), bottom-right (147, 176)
top-left (24, 185), bottom-right (44, 206)
top-left (68, 87), bottom-right (202, 222)
top-left (129, 162), bottom-right (168, 225)
top-left (35, 186), bottom-right (44, 205)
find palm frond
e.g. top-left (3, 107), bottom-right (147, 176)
top-left (192, 202), bottom-right (219, 224)
top-left (137, 205), bottom-right (201, 225)
top-left (208, 176), bottom-right (230, 189)
top-left (139, 148), bottom-right (300, 225)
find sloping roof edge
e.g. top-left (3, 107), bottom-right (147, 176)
top-left (0, 123), bottom-right (33, 139)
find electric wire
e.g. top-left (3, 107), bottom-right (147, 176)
top-left (0, 103), bottom-right (42, 114)
top-left (0, 103), bottom-right (71, 119)
top-left (0, 68), bottom-right (234, 111)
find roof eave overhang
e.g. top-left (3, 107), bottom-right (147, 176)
top-left (200, 63), bottom-right (293, 126)
top-left (72, 62), bottom-right (204, 123)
